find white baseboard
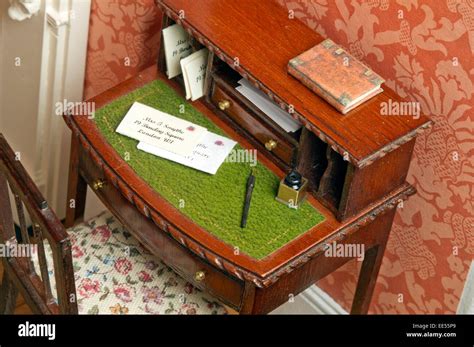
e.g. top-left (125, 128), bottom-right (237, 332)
top-left (457, 260), bottom-right (474, 314)
top-left (270, 285), bottom-right (347, 314)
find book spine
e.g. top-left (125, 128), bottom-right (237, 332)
top-left (288, 64), bottom-right (346, 114)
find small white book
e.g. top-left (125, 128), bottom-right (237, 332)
top-left (180, 48), bottom-right (209, 101)
top-left (116, 102), bottom-right (207, 157)
top-left (138, 131), bottom-right (236, 175)
top-left (162, 24), bottom-right (193, 79)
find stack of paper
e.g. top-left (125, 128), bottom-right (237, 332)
top-left (180, 48), bottom-right (209, 101)
top-left (116, 102), bottom-right (236, 175)
top-left (162, 23), bottom-right (209, 101)
top-left (235, 78), bottom-right (302, 133)
top-left (162, 24), bottom-right (193, 79)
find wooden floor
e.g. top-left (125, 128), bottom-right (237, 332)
top-left (0, 262), bottom-right (33, 314)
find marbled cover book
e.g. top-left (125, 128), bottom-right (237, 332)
top-left (288, 39), bottom-right (385, 114)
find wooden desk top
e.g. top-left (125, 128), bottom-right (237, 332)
top-left (66, 66), bottom-right (415, 287)
top-left (157, 0), bottom-right (432, 168)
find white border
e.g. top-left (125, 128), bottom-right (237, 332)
top-left (271, 285), bottom-right (347, 314)
top-left (457, 260), bottom-right (474, 314)
top-left (37, 0), bottom-right (91, 218)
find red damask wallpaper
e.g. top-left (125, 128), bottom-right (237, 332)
top-left (83, 0), bottom-right (161, 100)
top-left (277, 0), bottom-right (474, 314)
top-left (83, 0), bottom-right (473, 314)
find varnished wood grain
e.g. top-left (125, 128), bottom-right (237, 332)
top-left (158, 0), bottom-right (432, 167)
top-left (0, 134), bottom-right (77, 314)
top-left (0, 263), bottom-right (32, 314)
top-left (65, 66), bottom-right (416, 290)
top-left (77, 143), bottom-right (245, 310)
top-left (53, 0), bottom-right (429, 314)
top-left (65, 135), bottom-right (87, 228)
top-left (211, 78), bottom-right (296, 166)
top-left (338, 139), bottom-right (416, 220)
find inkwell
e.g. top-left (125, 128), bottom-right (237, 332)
top-left (275, 163), bottom-right (308, 208)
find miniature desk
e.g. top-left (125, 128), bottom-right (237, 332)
top-left (63, 0), bottom-right (432, 314)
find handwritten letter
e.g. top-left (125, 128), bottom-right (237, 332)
top-left (180, 48), bottom-right (209, 101)
top-left (162, 24), bottom-right (192, 79)
top-left (116, 102), bottom-right (207, 156)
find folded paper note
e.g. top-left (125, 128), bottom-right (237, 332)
top-left (288, 38), bottom-right (385, 114)
top-left (236, 78), bottom-right (301, 133)
top-left (138, 131), bottom-right (236, 175)
top-left (162, 24), bottom-right (193, 79)
top-left (180, 48), bottom-right (209, 101)
top-left (116, 102), bottom-right (207, 156)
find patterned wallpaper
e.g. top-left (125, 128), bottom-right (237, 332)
top-left (83, 0), bottom-right (161, 100)
top-left (277, 0), bottom-right (474, 314)
top-left (83, 0), bottom-right (473, 314)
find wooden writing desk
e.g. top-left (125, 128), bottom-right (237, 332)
top-left (64, 0), bottom-right (432, 314)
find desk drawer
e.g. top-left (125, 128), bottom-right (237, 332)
top-left (211, 79), bottom-right (297, 166)
top-left (78, 145), bottom-right (244, 310)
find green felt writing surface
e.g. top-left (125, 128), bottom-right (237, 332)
top-left (94, 80), bottom-right (325, 259)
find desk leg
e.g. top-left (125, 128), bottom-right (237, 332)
top-left (239, 282), bottom-right (257, 314)
top-left (351, 209), bottom-right (396, 314)
top-left (0, 270), bottom-right (18, 314)
top-left (65, 135), bottom-right (87, 228)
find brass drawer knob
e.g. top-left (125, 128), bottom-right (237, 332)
top-left (265, 139), bottom-right (278, 151)
top-left (194, 270), bottom-right (206, 282)
top-left (92, 179), bottom-right (106, 191)
top-left (218, 99), bottom-right (231, 111)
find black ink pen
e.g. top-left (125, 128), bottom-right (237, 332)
top-left (241, 169), bottom-right (256, 228)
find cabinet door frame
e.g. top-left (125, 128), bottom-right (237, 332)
top-left (0, 0), bottom-right (91, 219)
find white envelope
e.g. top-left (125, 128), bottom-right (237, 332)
top-left (138, 131), bottom-right (236, 175)
top-left (162, 24), bottom-right (193, 79)
top-left (116, 102), bottom-right (207, 157)
top-left (180, 48), bottom-right (209, 101)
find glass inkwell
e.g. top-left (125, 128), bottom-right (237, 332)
top-left (275, 168), bottom-right (308, 209)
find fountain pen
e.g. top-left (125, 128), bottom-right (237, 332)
top-left (240, 169), bottom-right (256, 228)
